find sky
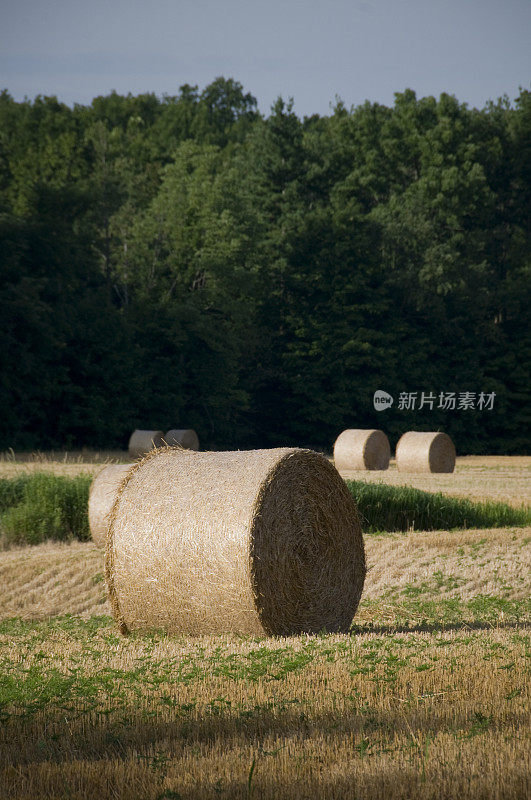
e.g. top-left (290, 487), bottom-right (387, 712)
top-left (1, 0), bottom-right (530, 117)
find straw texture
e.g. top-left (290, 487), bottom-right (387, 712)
top-left (164, 429), bottom-right (199, 450)
top-left (105, 447), bottom-right (365, 637)
top-left (334, 429), bottom-right (390, 471)
top-left (128, 430), bottom-right (164, 459)
top-left (396, 431), bottom-right (456, 473)
top-left (88, 464), bottom-right (131, 547)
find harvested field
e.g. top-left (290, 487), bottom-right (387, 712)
top-left (0, 524), bottom-right (529, 800)
top-left (0, 453), bottom-right (529, 799)
top-left (339, 456), bottom-right (530, 508)
top-left (0, 541), bottom-right (108, 619)
top-left (0, 616), bottom-right (529, 800)
top-left (0, 450), bottom-right (126, 476)
top-left (0, 527), bottom-right (528, 623)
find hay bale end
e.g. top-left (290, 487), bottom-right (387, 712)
top-left (128, 429), bottom-right (164, 459)
top-left (334, 429), bottom-right (390, 471)
top-left (396, 431), bottom-right (456, 473)
top-left (164, 429), bottom-right (199, 450)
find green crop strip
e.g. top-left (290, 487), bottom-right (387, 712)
top-left (347, 481), bottom-right (530, 532)
top-left (0, 472), bottom-right (528, 546)
top-left (0, 472), bottom-right (92, 544)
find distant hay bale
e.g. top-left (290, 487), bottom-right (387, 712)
top-left (88, 464), bottom-right (131, 547)
top-left (128, 430), bottom-right (164, 459)
top-left (396, 431), bottom-right (456, 473)
top-left (334, 429), bottom-right (390, 471)
top-left (164, 429), bottom-right (199, 451)
top-left (105, 447), bottom-right (365, 637)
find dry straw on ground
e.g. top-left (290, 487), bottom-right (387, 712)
top-left (396, 431), bottom-right (456, 473)
top-left (127, 430), bottom-right (164, 459)
top-left (334, 429), bottom-right (390, 471)
top-left (88, 464), bottom-right (131, 547)
top-left (164, 429), bottom-right (199, 450)
top-left (105, 447), bottom-right (365, 637)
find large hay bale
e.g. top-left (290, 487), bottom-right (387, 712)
top-left (105, 447), bottom-right (365, 637)
top-left (164, 429), bottom-right (199, 451)
top-left (334, 429), bottom-right (390, 471)
top-left (128, 429), bottom-right (164, 459)
top-left (396, 431), bottom-right (456, 473)
top-left (88, 464), bottom-right (131, 547)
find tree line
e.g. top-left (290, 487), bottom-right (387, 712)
top-left (0, 78), bottom-right (529, 453)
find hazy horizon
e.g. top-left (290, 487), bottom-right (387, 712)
top-left (1, 0), bottom-right (530, 116)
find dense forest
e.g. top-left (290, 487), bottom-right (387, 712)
top-left (0, 78), bottom-right (529, 453)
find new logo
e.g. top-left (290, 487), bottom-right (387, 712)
top-left (373, 390), bottom-right (394, 410)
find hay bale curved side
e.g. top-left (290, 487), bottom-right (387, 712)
top-left (105, 447), bottom-right (365, 636)
top-left (396, 431), bottom-right (456, 473)
top-left (88, 464), bottom-right (132, 547)
top-left (164, 429), bottom-right (199, 450)
top-left (334, 429), bottom-right (390, 471)
top-left (128, 429), bottom-right (165, 459)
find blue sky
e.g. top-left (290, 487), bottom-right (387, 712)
top-left (1, 0), bottom-right (530, 116)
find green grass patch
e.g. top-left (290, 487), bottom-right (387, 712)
top-left (0, 474), bottom-right (29, 512)
top-left (0, 614), bottom-right (113, 639)
top-left (0, 472), bottom-right (528, 547)
top-left (0, 472), bottom-right (92, 545)
top-left (347, 481), bottom-right (530, 533)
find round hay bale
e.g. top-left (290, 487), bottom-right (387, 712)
top-left (105, 447), bottom-right (365, 637)
top-left (164, 429), bottom-right (199, 451)
top-left (334, 429), bottom-right (390, 471)
top-left (128, 429), bottom-right (164, 459)
top-left (396, 431), bottom-right (456, 473)
top-left (88, 464), bottom-right (132, 547)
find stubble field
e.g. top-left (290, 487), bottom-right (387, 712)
top-left (0, 454), bottom-right (529, 799)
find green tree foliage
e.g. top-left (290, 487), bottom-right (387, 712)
top-left (117, 142), bottom-right (255, 443)
top-left (0, 185), bottom-right (138, 448)
top-left (0, 83), bottom-right (529, 452)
